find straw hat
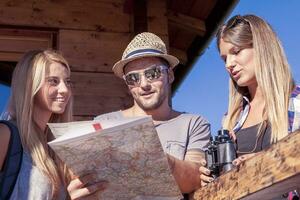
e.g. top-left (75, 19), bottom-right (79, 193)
top-left (112, 32), bottom-right (179, 78)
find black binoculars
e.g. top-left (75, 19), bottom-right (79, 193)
top-left (205, 129), bottom-right (237, 178)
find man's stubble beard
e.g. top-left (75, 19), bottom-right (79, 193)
top-left (135, 91), bottom-right (168, 111)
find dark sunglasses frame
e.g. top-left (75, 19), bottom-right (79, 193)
top-left (226, 15), bottom-right (250, 30)
top-left (123, 65), bottom-right (169, 86)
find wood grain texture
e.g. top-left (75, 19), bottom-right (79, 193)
top-left (147, 0), bottom-right (169, 48)
top-left (73, 95), bottom-right (132, 116)
top-left (0, 0), bottom-right (130, 32)
top-left (71, 72), bottom-right (129, 96)
top-left (194, 130), bottom-right (300, 200)
top-left (0, 28), bottom-right (55, 61)
top-left (168, 11), bottom-right (206, 36)
top-left (59, 30), bottom-right (130, 72)
top-left (169, 47), bottom-right (187, 64)
top-left (71, 72), bottom-right (133, 116)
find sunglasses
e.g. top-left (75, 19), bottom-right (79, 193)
top-left (226, 15), bottom-right (250, 29)
top-left (123, 65), bottom-right (169, 86)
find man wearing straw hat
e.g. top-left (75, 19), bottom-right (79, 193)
top-left (99, 32), bottom-right (211, 197)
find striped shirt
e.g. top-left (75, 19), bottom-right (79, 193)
top-left (288, 85), bottom-right (300, 133)
top-left (233, 85), bottom-right (300, 134)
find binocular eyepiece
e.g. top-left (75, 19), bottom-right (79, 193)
top-left (205, 129), bottom-right (237, 178)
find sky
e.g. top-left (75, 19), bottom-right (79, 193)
top-left (1, 1), bottom-right (300, 135)
top-left (173, 0), bottom-right (300, 135)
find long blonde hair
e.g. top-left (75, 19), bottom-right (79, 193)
top-left (217, 15), bottom-right (295, 143)
top-left (5, 50), bottom-right (73, 197)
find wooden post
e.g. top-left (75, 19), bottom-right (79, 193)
top-left (147, 0), bottom-right (169, 48)
top-left (194, 130), bottom-right (300, 200)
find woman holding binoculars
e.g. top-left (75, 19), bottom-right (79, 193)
top-left (199, 14), bottom-right (300, 187)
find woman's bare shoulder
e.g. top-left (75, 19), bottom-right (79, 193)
top-left (0, 123), bottom-right (11, 144)
top-left (0, 123), bottom-right (11, 170)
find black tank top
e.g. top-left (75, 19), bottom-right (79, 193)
top-left (235, 122), bottom-right (271, 156)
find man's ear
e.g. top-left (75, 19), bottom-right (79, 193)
top-left (168, 69), bottom-right (175, 84)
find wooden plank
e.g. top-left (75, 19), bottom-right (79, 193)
top-left (0, 28), bottom-right (55, 60)
top-left (71, 72), bottom-right (133, 116)
top-left (73, 95), bottom-right (132, 116)
top-left (170, 27), bottom-right (196, 51)
top-left (0, 36), bottom-right (51, 52)
top-left (0, 28), bottom-right (56, 44)
top-left (194, 130), bottom-right (300, 200)
top-left (0, 52), bottom-right (23, 62)
top-left (59, 30), bottom-right (131, 73)
top-left (71, 72), bottom-right (129, 97)
top-left (168, 11), bottom-right (206, 36)
top-left (167, 0), bottom-right (194, 15)
top-left (0, 0), bottom-right (130, 32)
top-left (169, 47), bottom-right (187, 64)
top-left (190, 0), bottom-right (217, 19)
top-left (147, 0), bottom-right (169, 48)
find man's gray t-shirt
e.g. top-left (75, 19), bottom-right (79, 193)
top-left (95, 111), bottom-right (211, 160)
top-left (155, 113), bottom-right (210, 160)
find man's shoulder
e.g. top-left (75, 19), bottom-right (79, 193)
top-left (175, 112), bottom-right (209, 124)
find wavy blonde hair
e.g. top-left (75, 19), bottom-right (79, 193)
top-left (5, 50), bottom-right (73, 198)
top-left (217, 15), bottom-right (295, 143)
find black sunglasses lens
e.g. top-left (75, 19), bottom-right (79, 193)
top-left (145, 67), bottom-right (162, 80)
top-left (125, 73), bottom-right (140, 85)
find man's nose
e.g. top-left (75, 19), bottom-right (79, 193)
top-left (139, 74), bottom-right (151, 89)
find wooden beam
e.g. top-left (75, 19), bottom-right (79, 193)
top-left (0, 28), bottom-right (55, 60)
top-left (194, 130), bottom-right (300, 200)
top-left (71, 72), bottom-right (133, 116)
top-left (147, 0), bottom-right (169, 48)
top-left (169, 47), bottom-right (187, 64)
top-left (0, 52), bottom-right (23, 62)
top-left (168, 11), bottom-right (206, 36)
top-left (0, 35), bottom-right (52, 52)
top-left (0, 0), bottom-right (129, 32)
top-left (71, 72), bottom-right (129, 97)
top-left (73, 95), bottom-right (132, 116)
top-left (59, 30), bottom-right (131, 73)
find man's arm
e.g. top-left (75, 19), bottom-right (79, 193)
top-left (166, 115), bottom-right (212, 192)
top-left (167, 150), bottom-right (206, 193)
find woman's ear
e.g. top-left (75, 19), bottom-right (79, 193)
top-left (168, 69), bottom-right (175, 84)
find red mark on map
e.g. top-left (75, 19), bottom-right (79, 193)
top-left (93, 123), bottom-right (102, 131)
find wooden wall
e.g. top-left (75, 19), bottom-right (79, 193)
top-left (0, 0), bottom-right (168, 120)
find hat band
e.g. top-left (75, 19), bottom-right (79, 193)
top-left (125, 48), bottom-right (165, 59)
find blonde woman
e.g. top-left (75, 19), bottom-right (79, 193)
top-left (0, 50), bottom-right (106, 199)
top-left (216, 15), bottom-right (300, 165)
top-left (199, 15), bottom-right (300, 197)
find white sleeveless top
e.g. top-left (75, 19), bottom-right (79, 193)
top-left (9, 151), bottom-right (66, 200)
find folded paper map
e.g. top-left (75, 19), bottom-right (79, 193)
top-left (48, 116), bottom-right (182, 200)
